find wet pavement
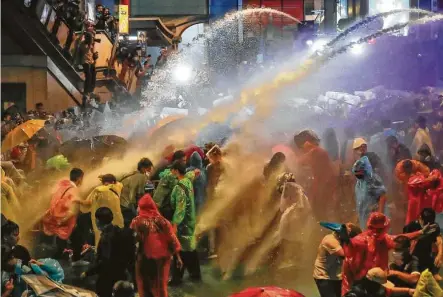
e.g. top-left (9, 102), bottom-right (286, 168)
top-left (61, 259), bottom-right (318, 297)
top-left (31, 236), bottom-right (318, 297)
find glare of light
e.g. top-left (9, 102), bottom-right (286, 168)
top-left (118, 36), bottom-right (138, 41)
top-left (306, 40), bottom-right (313, 46)
top-left (311, 39), bottom-right (327, 52)
top-left (173, 64), bottom-right (192, 83)
top-left (350, 43), bottom-right (364, 55)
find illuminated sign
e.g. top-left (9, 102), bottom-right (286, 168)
top-left (119, 5), bottom-right (129, 34)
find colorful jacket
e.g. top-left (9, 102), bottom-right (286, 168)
top-left (169, 171), bottom-right (196, 251)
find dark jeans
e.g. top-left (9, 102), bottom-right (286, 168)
top-left (121, 206), bottom-right (136, 229)
top-left (55, 213), bottom-right (91, 261)
top-left (314, 279), bottom-right (342, 297)
top-left (83, 63), bottom-right (96, 94)
top-left (171, 250), bottom-right (201, 283)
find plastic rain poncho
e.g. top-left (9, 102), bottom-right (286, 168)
top-left (81, 182), bottom-right (124, 247)
top-left (352, 156), bottom-right (388, 230)
top-left (1, 168), bottom-right (20, 222)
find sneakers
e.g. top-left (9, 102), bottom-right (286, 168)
top-left (71, 260), bottom-right (90, 267)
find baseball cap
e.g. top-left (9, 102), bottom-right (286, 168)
top-left (366, 268), bottom-right (394, 288)
top-left (352, 138), bottom-right (367, 150)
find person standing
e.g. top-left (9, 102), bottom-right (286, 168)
top-left (314, 223), bottom-right (362, 297)
top-left (294, 130), bottom-right (337, 220)
top-left (131, 194), bottom-right (182, 297)
top-left (76, 174), bottom-right (124, 247)
top-left (186, 152), bottom-right (207, 213)
top-left (386, 136), bottom-right (412, 172)
top-left (79, 32), bottom-right (98, 97)
top-left (352, 156), bottom-right (388, 230)
top-left (411, 116), bottom-right (435, 157)
top-left (353, 138), bottom-right (387, 182)
top-left (119, 158), bottom-right (153, 228)
top-left (205, 145), bottom-right (224, 258)
top-left (42, 168), bottom-right (87, 264)
top-left (81, 207), bottom-right (135, 297)
top-left (169, 161), bottom-right (201, 285)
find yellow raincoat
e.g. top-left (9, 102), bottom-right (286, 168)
top-left (81, 182), bottom-right (124, 246)
top-left (1, 168), bottom-right (20, 222)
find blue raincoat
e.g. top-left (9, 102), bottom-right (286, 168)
top-left (352, 156), bottom-right (388, 230)
top-left (186, 151), bottom-right (207, 212)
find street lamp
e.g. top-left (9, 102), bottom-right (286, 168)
top-left (173, 64), bottom-right (193, 83)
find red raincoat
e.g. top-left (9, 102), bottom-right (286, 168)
top-left (131, 194), bottom-right (181, 297)
top-left (342, 213), bottom-right (422, 295)
top-left (426, 169), bottom-right (443, 213)
top-left (406, 173), bottom-right (433, 224)
top-left (296, 143), bottom-right (337, 218)
top-left (42, 180), bottom-right (78, 240)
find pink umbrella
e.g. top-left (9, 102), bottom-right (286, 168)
top-left (229, 287), bottom-right (305, 297)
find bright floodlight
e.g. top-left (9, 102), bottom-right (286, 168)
top-left (350, 43), bottom-right (364, 55)
top-left (173, 65), bottom-right (192, 83)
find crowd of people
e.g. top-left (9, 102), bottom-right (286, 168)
top-left (3, 110), bottom-right (443, 297)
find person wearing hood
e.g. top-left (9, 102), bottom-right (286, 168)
top-left (1, 168), bottom-right (20, 223)
top-left (75, 174), bottom-right (124, 247)
top-left (411, 116), bottom-right (435, 157)
top-left (293, 130), bottom-right (337, 220)
top-left (152, 150), bottom-right (186, 210)
top-left (352, 155), bottom-right (388, 230)
top-left (81, 207), bottom-right (135, 297)
top-left (341, 212), bottom-right (437, 295)
top-left (186, 152), bottom-right (207, 213)
top-left (395, 159), bottom-right (430, 185)
top-left (417, 144), bottom-right (441, 172)
top-left (169, 161), bottom-right (201, 286)
top-left (278, 179), bottom-right (315, 268)
top-left (42, 168), bottom-right (85, 264)
top-left (263, 152), bottom-right (286, 182)
top-left (131, 194), bottom-right (182, 297)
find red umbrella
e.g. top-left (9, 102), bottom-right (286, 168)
top-left (229, 287), bottom-right (305, 297)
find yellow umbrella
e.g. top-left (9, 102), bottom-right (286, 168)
top-left (1, 120), bottom-right (46, 152)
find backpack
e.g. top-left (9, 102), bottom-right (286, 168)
top-left (159, 183), bottom-right (189, 221)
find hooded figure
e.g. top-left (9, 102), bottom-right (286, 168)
top-left (131, 194), bottom-right (181, 297)
top-left (341, 213), bottom-right (432, 295)
top-left (405, 172), bottom-right (437, 224)
top-left (278, 181), bottom-right (315, 268)
top-left (417, 144), bottom-right (442, 172)
top-left (42, 180), bottom-right (79, 240)
top-left (186, 152), bottom-right (207, 212)
top-left (352, 156), bottom-right (388, 230)
top-left (426, 169), bottom-right (443, 214)
top-left (80, 181), bottom-right (124, 246)
top-left (1, 168), bottom-right (20, 222)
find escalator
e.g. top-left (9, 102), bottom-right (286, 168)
top-left (2, 0), bottom-right (84, 106)
top-left (2, 0), bottom-right (126, 107)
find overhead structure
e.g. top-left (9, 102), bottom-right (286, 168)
top-left (128, 0), bottom-right (210, 46)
